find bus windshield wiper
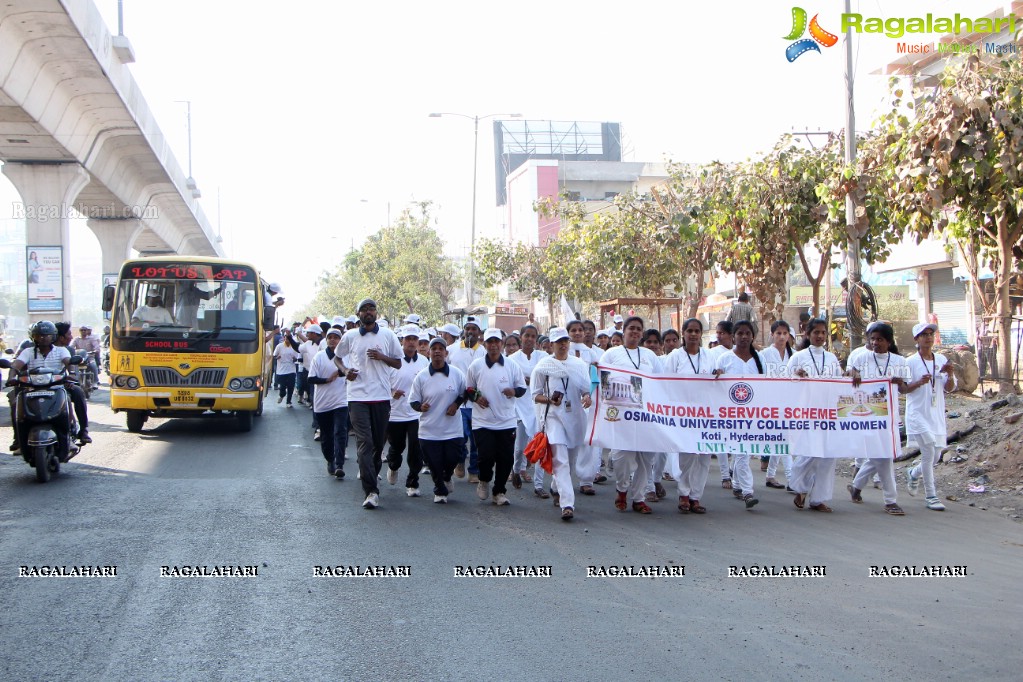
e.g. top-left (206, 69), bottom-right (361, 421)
top-left (134, 324), bottom-right (191, 338)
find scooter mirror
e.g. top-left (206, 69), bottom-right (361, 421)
top-left (69, 355), bottom-right (85, 366)
top-left (0, 358), bottom-right (11, 369)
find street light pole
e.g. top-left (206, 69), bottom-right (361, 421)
top-left (429, 111), bottom-right (522, 306)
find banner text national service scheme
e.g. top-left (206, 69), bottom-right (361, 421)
top-left (589, 367), bottom-right (898, 459)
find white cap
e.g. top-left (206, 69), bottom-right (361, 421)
top-left (483, 328), bottom-right (503, 342)
top-left (613, 314), bottom-right (624, 323)
top-left (379, 319), bottom-right (390, 328)
top-left (549, 327), bottom-right (569, 343)
top-left (426, 327), bottom-right (437, 336)
top-left (268, 282), bottom-right (282, 294)
top-left (325, 327), bottom-right (343, 338)
top-left (912, 322), bottom-right (938, 338)
top-left (463, 315), bottom-right (481, 329)
top-left (400, 325), bottom-right (422, 338)
top-left (332, 316), bottom-right (346, 326)
top-left (418, 332), bottom-right (430, 342)
top-left (305, 325), bottom-right (321, 335)
top-left (596, 329), bottom-right (610, 338)
top-left (405, 314), bottom-right (422, 324)
top-left (346, 315), bottom-right (358, 324)
top-left (440, 323), bottom-right (461, 336)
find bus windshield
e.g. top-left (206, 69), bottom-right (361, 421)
top-left (112, 263), bottom-right (260, 341)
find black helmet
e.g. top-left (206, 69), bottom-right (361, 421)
top-left (33, 320), bottom-right (57, 342)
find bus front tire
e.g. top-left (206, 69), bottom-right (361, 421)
top-left (126, 410), bottom-right (147, 433)
top-left (236, 410), bottom-right (253, 432)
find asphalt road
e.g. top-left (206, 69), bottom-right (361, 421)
top-left (1, 386), bottom-right (1021, 681)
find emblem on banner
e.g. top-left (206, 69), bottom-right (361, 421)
top-left (729, 382), bottom-right (754, 405)
top-left (604, 406), bottom-right (620, 422)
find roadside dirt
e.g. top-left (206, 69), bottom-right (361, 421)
top-left (837, 390), bottom-right (1023, 523)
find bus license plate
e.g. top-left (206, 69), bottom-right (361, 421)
top-left (171, 390), bottom-right (194, 403)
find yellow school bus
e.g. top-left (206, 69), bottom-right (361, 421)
top-left (102, 257), bottom-right (275, 433)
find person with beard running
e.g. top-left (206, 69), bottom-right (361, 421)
top-left (385, 326), bottom-right (429, 497)
top-left (447, 316), bottom-right (485, 482)
top-left (466, 328), bottom-right (526, 506)
top-left (308, 327), bottom-right (348, 478)
top-left (332, 299), bottom-right (402, 509)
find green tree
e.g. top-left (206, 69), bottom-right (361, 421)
top-left (303, 202), bottom-right (459, 326)
top-left (473, 237), bottom-right (562, 322)
top-left (866, 54), bottom-right (1023, 392)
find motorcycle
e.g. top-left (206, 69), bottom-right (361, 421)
top-left (1, 355), bottom-right (85, 482)
top-left (73, 349), bottom-right (97, 399)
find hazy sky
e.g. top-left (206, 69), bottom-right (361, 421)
top-left (0, 0), bottom-right (979, 317)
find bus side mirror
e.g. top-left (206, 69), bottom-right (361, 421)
top-left (102, 285), bottom-right (115, 312)
top-left (263, 306), bottom-right (276, 331)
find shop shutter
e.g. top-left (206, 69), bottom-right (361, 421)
top-left (929, 268), bottom-right (969, 345)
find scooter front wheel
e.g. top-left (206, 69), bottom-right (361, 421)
top-left (33, 445), bottom-right (58, 483)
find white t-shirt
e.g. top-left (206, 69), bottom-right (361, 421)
top-left (601, 345), bottom-right (662, 375)
top-left (787, 346), bottom-right (842, 379)
top-left (309, 349), bottom-right (347, 413)
top-left (131, 305), bottom-right (174, 325)
top-left (408, 364), bottom-right (466, 441)
top-left (666, 347), bottom-right (714, 376)
top-left (446, 341), bottom-right (485, 376)
top-left (16, 345), bottom-right (71, 373)
top-left (273, 343), bottom-right (301, 375)
top-left (715, 350), bottom-right (764, 376)
top-left (707, 344), bottom-right (734, 363)
top-left (389, 353), bottom-right (428, 422)
top-left (298, 340), bottom-right (320, 372)
top-left (508, 348), bottom-right (548, 435)
top-left (904, 353), bottom-right (950, 439)
top-left (466, 355), bottom-right (526, 430)
top-left (336, 325), bottom-right (402, 402)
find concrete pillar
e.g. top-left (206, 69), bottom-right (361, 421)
top-left (2, 162), bottom-right (91, 324)
top-left (86, 218), bottom-right (143, 278)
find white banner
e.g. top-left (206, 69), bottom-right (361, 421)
top-left (589, 366), bottom-right (899, 459)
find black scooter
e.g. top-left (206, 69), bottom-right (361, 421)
top-left (1, 355), bottom-right (84, 482)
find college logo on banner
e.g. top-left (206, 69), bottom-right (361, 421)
top-left (729, 382), bottom-right (754, 405)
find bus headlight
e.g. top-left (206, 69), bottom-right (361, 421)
top-left (112, 375), bottom-right (140, 389)
top-left (227, 377), bottom-right (258, 392)
top-left (126, 377), bottom-right (139, 389)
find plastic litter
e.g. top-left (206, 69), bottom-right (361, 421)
top-left (968, 484), bottom-right (986, 493)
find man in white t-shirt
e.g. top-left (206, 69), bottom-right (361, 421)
top-left (308, 328), bottom-right (349, 478)
top-left (333, 298), bottom-right (402, 509)
top-left (8, 321), bottom-right (72, 453)
top-left (466, 328), bottom-right (527, 506)
top-left (385, 326), bottom-right (429, 496)
top-left (131, 293), bottom-right (174, 325)
top-left (447, 316), bottom-right (485, 481)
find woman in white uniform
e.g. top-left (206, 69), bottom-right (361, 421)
top-left (666, 318), bottom-right (715, 514)
top-left (713, 320), bottom-right (764, 510)
top-left (786, 318), bottom-right (843, 512)
top-left (847, 322), bottom-right (909, 515)
top-left (760, 320), bottom-right (794, 489)
top-left (531, 328), bottom-right (592, 521)
top-left (902, 322), bottom-right (956, 511)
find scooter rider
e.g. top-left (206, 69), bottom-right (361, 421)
top-left (53, 322), bottom-right (92, 444)
top-left (6, 321), bottom-right (72, 452)
top-left (70, 324), bottom-right (101, 385)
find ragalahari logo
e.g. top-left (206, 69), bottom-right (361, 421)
top-left (784, 7), bottom-right (838, 62)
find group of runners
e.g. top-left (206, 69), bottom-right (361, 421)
top-left (274, 299), bottom-right (956, 521)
